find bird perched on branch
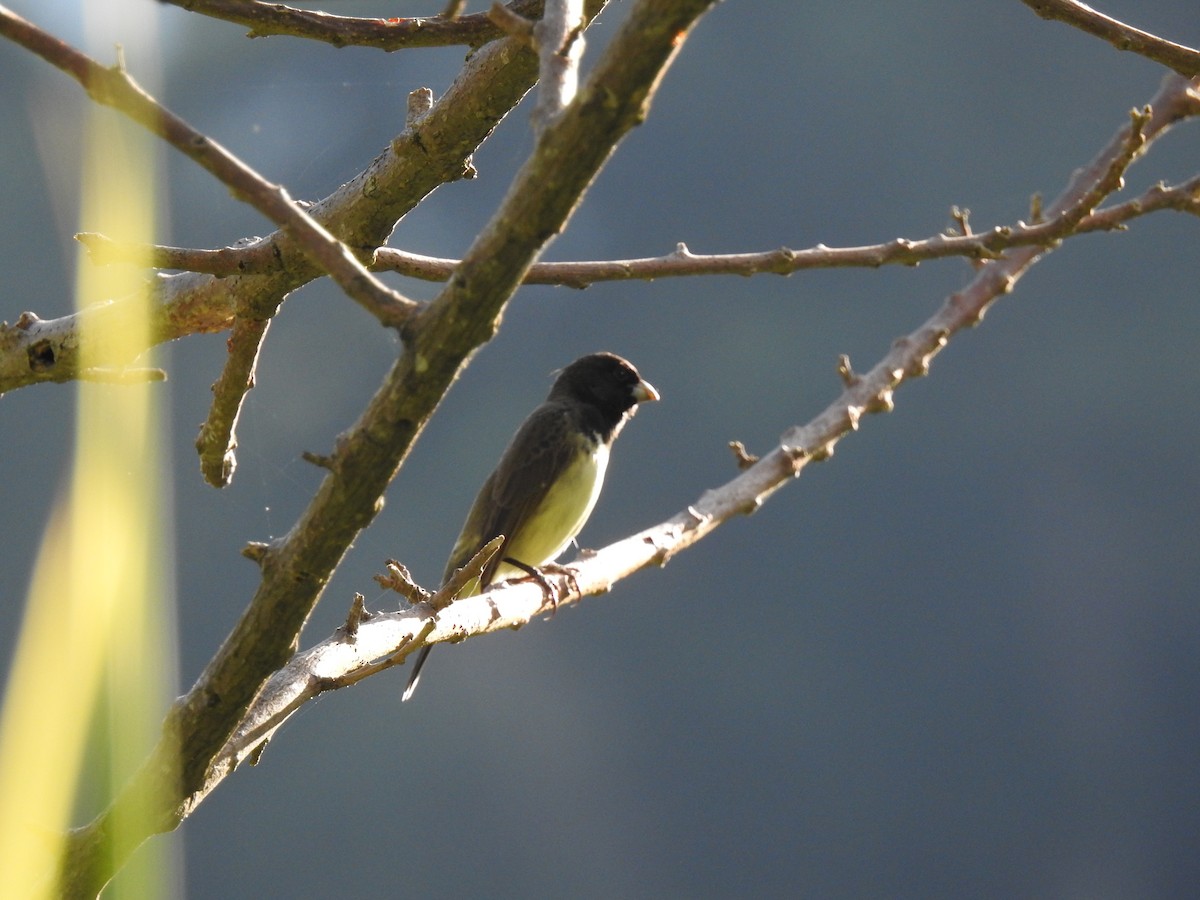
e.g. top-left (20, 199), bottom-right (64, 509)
top-left (402, 352), bottom-right (659, 701)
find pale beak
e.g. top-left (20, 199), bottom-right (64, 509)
top-left (633, 379), bottom-right (660, 404)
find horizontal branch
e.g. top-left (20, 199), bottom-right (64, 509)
top-left (73, 169), bottom-right (1200, 288)
top-left (1021, 0), bottom-right (1200, 77)
top-left (163, 0), bottom-right (548, 49)
top-left (371, 177), bottom-right (1200, 286)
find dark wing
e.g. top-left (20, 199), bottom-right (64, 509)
top-left (442, 400), bottom-right (580, 586)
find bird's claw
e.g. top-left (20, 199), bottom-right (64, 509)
top-left (502, 557), bottom-right (578, 616)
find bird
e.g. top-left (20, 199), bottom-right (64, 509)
top-left (401, 352), bottom-right (659, 701)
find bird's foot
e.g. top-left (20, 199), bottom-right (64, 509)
top-left (539, 561), bottom-right (581, 598)
top-left (502, 558), bottom-right (577, 616)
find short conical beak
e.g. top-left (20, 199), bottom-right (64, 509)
top-left (633, 379), bottom-right (660, 404)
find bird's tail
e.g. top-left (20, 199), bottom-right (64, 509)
top-left (401, 646), bottom-right (432, 702)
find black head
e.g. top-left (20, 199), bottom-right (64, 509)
top-left (549, 352), bottom-right (659, 438)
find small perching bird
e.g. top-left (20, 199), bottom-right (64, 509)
top-left (402, 352), bottom-right (659, 701)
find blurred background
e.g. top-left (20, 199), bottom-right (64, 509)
top-left (3, 1), bottom-right (1199, 897)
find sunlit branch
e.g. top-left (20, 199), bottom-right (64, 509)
top-left (163, 0), bottom-right (547, 50)
top-left (1021, 0), bottom-right (1200, 77)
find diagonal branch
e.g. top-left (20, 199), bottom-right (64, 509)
top-left (1021, 0), bottom-right (1200, 77)
top-left (0, 6), bottom-right (416, 330)
top-left (185, 73), bottom-right (1200, 808)
top-left (56, 1), bottom-right (717, 894)
top-left (0, 1), bottom-right (599, 396)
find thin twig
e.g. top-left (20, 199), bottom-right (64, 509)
top-left (372, 560), bottom-right (433, 604)
top-left (370, 175), bottom-right (1200, 285)
top-left (75, 232), bottom-right (280, 277)
top-left (75, 170), bottom-right (1200, 287)
top-left (76, 366), bottom-right (168, 385)
top-left (428, 535), bottom-right (506, 611)
top-left (194, 312), bottom-right (271, 487)
top-left (162, 0), bottom-right (544, 50)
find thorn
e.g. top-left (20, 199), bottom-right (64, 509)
top-left (810, 442), bottom-right (836, 462)
top-left (247, 738), bottom-right (270, 766)
top-left (866, 389), bottom-right (895, 414)
top-left (949, 205), bottom-right (972, 237)
top-left (242, 542), bottom-right (270, 564)
top-left (343, 593), bottom-right (368, 637)
top-left (837, 354), bottom-right (858, 386)
top-left (406, 87), bottom-right (434, 129)
top-left (728, 440), bottom-right (759, 470)
top-left (301, 450), bottom-right (334, 470)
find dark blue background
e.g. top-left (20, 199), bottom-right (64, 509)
top-left (2, 1), bottom-right (1199, 897)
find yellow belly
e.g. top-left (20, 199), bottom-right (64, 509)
top-left (495, 440), bottom-right (609, 578)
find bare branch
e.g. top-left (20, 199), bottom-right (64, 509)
top-left (0, 1), bottom-right (554, 396)
top-left (426, 535), bottom-right (506, 612)
top-left (162, 0), bottom-right (547, 50)
top-left (76, 365), bottom-right (168, 385)
top-left (198, 616), bottom-right (437, 785)
top-left (488, 2), bottom-right (536, 41)
top-left (0, 7), bottom-right (417, 331)
top-left (1021, 0), bottom-right (1200, 76)
top-left (77, 165), bottom-right (1200, 290)
top-left (75, 232), bottom-right (279, 277)
top-left (79, 71), bottom-right (1200, 853)
top-left (57, 1), bottom-right (715, 892)
top-left (532, 0), bottom-right (587, 132)
top-left (194, 313), bottom-right (271, 488)
top-left (79, 156), bottom-right (1200, 292)
top-left (371, 174), bottom-right (1200, 286)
